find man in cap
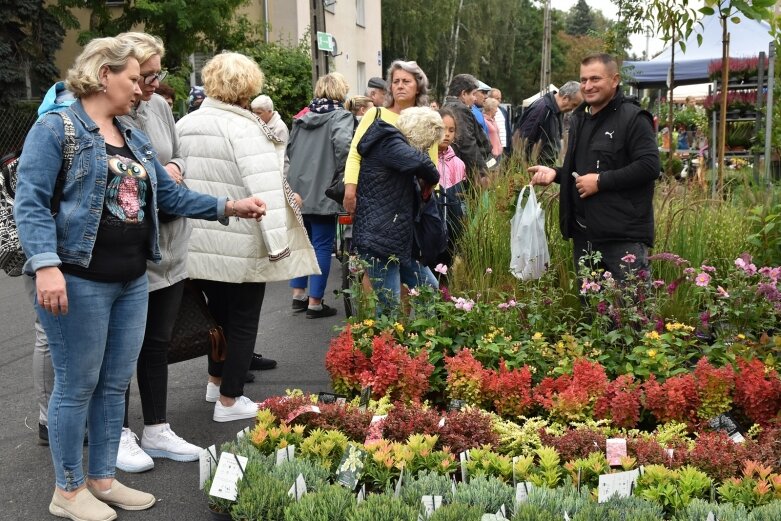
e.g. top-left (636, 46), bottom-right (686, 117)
top-left (472, 80), bottom-right (491, 135)
top-left (366, 77), bottom-right (387, 108)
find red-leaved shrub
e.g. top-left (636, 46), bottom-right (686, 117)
top-left (538, 428), bottom-right (604, 462)
top-left (688, 431), bottom-right (748, 481)
top-left (325, 326), bottom-right (370, 395)
top-left (438, 408), bottom-right (498, 454)
top-left (484, 361), bottom-right (534, 418)
top-left (734, 358), bottom-right (781, 427)
top-left (594, 374), bottom-right (642, 429)
top-left (444, 348), bottom-right (488, 406)
top-left (534, 359), bottom-right (609, 422)
top-left (694, 358), bottom-right (735, 420)
top-left (643, 373), bottom-right (700, 426)
top-left (357, 333), bottom-right (434, 402)
top-left (306, 403), bottom-right (373, 442)
top-left (382, 401), bottom-right (442, 442)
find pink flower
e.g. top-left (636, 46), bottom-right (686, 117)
top-left (580, 280), bottom-right (602, 294)
top-left (453, 297), bottom-right (475, 312)
top-left (408, 288), bottom-right (419, 297)
top-left (507, 299), bottom-right (517, 307)
top-left (701, 265), bottom-right (716, 273)
top-left (485, 267), bottom-right (493, 274)
top-left (716, 286), bottom-right (730, 298)
top-left (603, 271), bottom-right (613, 279)
top-left (735, 257), bottom-right (757, 275)
top-left (652, 279), bottom-right (666, 289)
top-left (498, 303), bottom-right (509, 310)
top-left (684, 267), bottom-right (696, 277)
top-left (435, 263), bottom-right (448, 275)
top-left (695, 272), bottom-right (711, 287)
top-left (621, 253), bottom-right (636, 264)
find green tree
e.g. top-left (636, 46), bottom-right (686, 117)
top-left (566, 0), bottom-right (595, 36)
top-left (0, 0), bottom-right (65, 105)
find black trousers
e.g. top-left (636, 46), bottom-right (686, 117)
top-left (194, 279), bottom-right (266, 399)
top-left (124, 280), bottom-right (184, 427)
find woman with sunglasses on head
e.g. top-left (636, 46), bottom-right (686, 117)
top-left (112, 32), bottom-right (201, 474)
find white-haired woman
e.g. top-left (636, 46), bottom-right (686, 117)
top-left (286, 73), bottom-right (355, 318)
top-left (351, 106), bottom-right (442, 313)
top-left (176, 52), bottom-right (318, 422)
top-left (251, 94), bottom-right (289, 146)
top-left (14, 37), bottom-right (266, 521)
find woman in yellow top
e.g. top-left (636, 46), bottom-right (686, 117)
top-left (342, 59), bottom-right (438, 215)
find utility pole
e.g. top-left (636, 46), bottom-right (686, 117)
top-left (309, 0), bottom-right (328, 89)
top-left (539, 0), bottom-right (552, 94)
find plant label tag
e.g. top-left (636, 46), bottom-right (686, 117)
top-left (480, 515), bottom-right (503, 521)
top-left (448, 399), bottom-right (465, 412)
top-left (394, 466), bottom-right (405, 497)
top-left (208, 452), bottom-right (247, 501)
top-left (275, 445), bottom-right (295, 466)
top-left (359, 386), bottom-right (372, 410)
top-left (460, 451), bottom-right (469, 483)
top-left (666, 448), bottom-right (675, 461)
top-left (287, 473), bottom-right (307, 501)
top-left (199, 444), bottom-right (218, 490)
top-left (606, 438), bottom-right (627, 466)
top-left (708, 413), bottom-right (744, 443)
top-left (317, 391), bottom-right (347, 404)
top-left (486, 157), bottom-right (497, 169)
top-left (496, 504), bottom-right (507, 517)
top-left (284, 405), bottom-right (321, 424)
top-left (598, 469), bottom-right (639, 503)
top-left (337, 444), bottom-right (366, 490)
top-left (370, 414), bottom-right (387, 424)
top-left (236, 426), bottom-right (250, 439)
top-left (356, 484), bottom-right (366, 503)
top-left (564, 511), bottom-right (571, 521)
top-left (451, 475), bottom-right (457, 495)
top-left (421, 495), bottom-right (443, 517)
top-left (706, 512), bottom-right (715, 521)
top-left (438, 417), bottom-right (446, 428)
top-left (515, 481), bottom-right (533, 504)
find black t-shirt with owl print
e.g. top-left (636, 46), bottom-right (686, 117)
top-left (61, 143), bottom-right (151, 282)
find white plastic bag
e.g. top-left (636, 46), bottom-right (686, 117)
top-left (510, 185), bottom-right (549, 280)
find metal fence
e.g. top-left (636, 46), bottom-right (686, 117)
top-left (0, 105), bottom-right (39, 158)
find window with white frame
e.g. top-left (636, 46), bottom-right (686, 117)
top-left (356, 0), bottom-right (365, 27)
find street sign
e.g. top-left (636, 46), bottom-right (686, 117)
top-left (317, 32), bottom-right (334, 52)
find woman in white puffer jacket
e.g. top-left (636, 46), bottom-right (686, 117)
top-left (176, 52), bottom-right (319, 423)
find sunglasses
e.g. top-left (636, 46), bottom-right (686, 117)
top-left (140, 70), bottom-right (168, 86)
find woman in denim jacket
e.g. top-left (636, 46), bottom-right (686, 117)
top-left (14, 37), bottom-right (266, 521)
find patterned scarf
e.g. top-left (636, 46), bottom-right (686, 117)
top-left (308, 98), bottom-right (344, 113)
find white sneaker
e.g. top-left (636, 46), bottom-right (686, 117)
top-left (140, 423), bottom-right (202, 462)
top-left (205, 382), bottom-right (220, 403)
top-left (213, 396), bottom-right (259, 423)
top-left (116, 427), bottom-right (154, 473)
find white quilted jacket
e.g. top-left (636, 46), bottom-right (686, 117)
top-left (176, 98), bottom-right (320, 283)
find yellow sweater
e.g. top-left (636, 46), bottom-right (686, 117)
top-left (344, 107), bottom-right (439, 184)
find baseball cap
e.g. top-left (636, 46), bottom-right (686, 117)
top-left (367, 77), bottom-right (387, 90)
top-left (476, 80), bottom-right (492, 92)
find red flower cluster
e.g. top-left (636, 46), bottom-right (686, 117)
top-left (534, 359), bottom-right (609, 422)
top-left (643, 373), bottom-right (701, 425)
top-left (325, 326), bottom-right (370, 394)
top-left (594, 374), bottom-right (642, 429)
top-left (357, 333), bottom-right (434, 403)
top-left (483, 361), bottom-right (534, 417)
top-left (734, 358), bottom-right (781, 426)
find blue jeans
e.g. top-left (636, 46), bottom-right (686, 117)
top-left (290, 215), bottom-right (336, 300)
top-left (400, 260), bottom-right (438, 289)
top-left (36, 273), bottom-right (148, 491)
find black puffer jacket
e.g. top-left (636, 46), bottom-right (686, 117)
top-left (555, 90), bottom-right (660, 246)
top-left (353, 119), bottom-right (439, 261)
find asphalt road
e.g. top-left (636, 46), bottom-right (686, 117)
top-left (0, 264), bottom-right (343, 520)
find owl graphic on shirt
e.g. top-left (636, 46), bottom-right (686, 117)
top-left (105, 155), bottom-right (148, 222)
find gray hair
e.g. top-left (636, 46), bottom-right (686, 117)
top-left (385, 60), bottom-right (429, 108)
top-left (558, 81), bottom-right (581, 99)
top-left (251, 94), bottom-right (273, 112)
top-left (396, 107), bottom-right (444, 151)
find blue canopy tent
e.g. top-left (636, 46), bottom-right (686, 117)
top-left (624, 13), bottom-right (773, 88)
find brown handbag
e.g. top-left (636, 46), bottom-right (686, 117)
top-left (167, 280), bottom-right (227, 364)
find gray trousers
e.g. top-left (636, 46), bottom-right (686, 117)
top-left (24, 275), bottom-right (52, 425)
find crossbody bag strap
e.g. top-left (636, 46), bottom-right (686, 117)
top-left (50, 111), bottom-right (76, 215)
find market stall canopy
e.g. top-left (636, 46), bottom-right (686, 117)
top-left (522, 84), bottom-right (557, 107)
top-left (624, 12), bottom-right (772, 88)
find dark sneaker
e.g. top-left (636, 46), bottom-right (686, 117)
top-left (306, 303), bottom-right (338, 319)
top-left (249, 353), bottom-right (278, 371)
top-left (245, 371), bottom-right (255, 383)
top-left (292, 298), bottom-right (308, 313)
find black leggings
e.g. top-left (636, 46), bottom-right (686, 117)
top-left (194, 279), bottom-right (265, 399)
top-left (124, 280), bottom-right (184, 427)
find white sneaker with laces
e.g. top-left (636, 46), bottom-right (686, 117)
top-left (205, 382), bottom-right (220, 403)
top-left (140, 423), bottom-right (202, 462)
top-left (116, 427), bottom-right (154, 473)
top-left (213, 396), bottom-right (259, 423)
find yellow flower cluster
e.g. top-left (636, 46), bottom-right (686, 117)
top-left (665, 322), bottom-right (694, 332)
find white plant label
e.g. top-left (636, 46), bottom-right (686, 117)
top-left (208, 452), bottom-right (247, 501)
top-left (199, 444), bottom-right (218, 490)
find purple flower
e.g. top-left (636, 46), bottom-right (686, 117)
top-left (757, 283), bottom-right (780, 302)
top-left (700, 310), bottom-right (710, 327)
top-left (695, 272), bottom-right (711, 287)
top-left (621, 253), bottom-right (636, 264)
top-left (666, 279), bottom-right (680, 295)
top-left (649, 252), bottom-right (690, 266)
top-left (596, 301), bottom-right (608, 315)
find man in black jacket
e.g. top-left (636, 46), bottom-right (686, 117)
top-left (530, 53), bottom-right (660, 280)
top-left (443, 74), bottom-right (493, 186)
top-left (514, 81), bottom-right (582, 165)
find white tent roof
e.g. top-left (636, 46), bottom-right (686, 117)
top-left (522, 84), bottom-right (557, 107)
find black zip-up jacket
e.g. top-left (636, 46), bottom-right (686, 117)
top-left (443, 96), bottom-right (491, 183)
top-left (353, 119), bottom-right (439, 261)
top-left (555, 89), bottom-right (660, 246)
top-left (516, 92), bottom-right (562, 165)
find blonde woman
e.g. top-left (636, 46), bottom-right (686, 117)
top-left (14, 37), bottom-right (266, 521)
top-left (287, 73), bottom-right (354, 318)
top-left (482, 97), bottom-right (503, 159)
top-left (177, 52), bottom-right (319, 421)
top-left (344, 95), bottom-right (374, 120)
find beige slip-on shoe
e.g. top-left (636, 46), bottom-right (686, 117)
top-left (87, 479), bottom-right (156, 511)
top-left (49, 488), bottom-right (117, 521)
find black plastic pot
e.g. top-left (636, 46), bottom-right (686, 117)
top-left (208, 508), bottom-right (231, 521)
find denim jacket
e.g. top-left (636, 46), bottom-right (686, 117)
top-left (14, 100), bottom-right (227, 276)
